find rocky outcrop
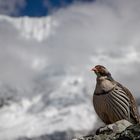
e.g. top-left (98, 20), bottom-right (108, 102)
top-left (72, 120), bottom-right (140, 140)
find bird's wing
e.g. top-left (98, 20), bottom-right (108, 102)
top-left (116, 82), bottom-right (140, 123)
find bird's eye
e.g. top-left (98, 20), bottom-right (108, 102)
top-left (99, 69), bottom-right (108, 76)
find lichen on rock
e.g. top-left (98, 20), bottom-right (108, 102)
top-left (72, 119), bottom-right (140, 140)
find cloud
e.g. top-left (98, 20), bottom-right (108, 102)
top-left (43, 0), bottom-right (95, 13)
top-left (0, 0), bottom-right (140, 96)
top-left (46, 0), bottom-right (140, 96)
top-left (0, 0), bottom-right (26, 16)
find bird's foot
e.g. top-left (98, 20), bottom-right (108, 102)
top-left (96, 125), bottom-right (114, 135)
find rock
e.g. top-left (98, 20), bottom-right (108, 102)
top-left (17, 131), bottom-right (73, 140)
top-left (115, 123), bottom-right (140, 140)
top-left (72, 120), bottom-right (137, 140)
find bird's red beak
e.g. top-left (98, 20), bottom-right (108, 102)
top-left (91, 67), bottom-right (97, 72)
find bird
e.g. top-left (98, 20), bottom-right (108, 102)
top-left (91, 65), bottom-right (140, 124)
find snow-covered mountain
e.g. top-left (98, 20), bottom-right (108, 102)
top-left (0, 1), bottom-right (140, 140)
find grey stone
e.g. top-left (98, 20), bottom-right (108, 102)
top-left (72, 120), bottom-right (139, 140)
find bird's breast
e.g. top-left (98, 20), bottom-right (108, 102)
top-left (95, 79), bottom-right (116, 94)
top-left (93, 93), bottom-right (110, 123)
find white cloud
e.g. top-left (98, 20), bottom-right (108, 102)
top-left (0, 0), bottom-right (26, 16)
top-left (0, 0), bottom-right (140, 94)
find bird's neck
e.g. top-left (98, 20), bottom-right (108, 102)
top-left (96, 75), bottom-right (114, 83)
top-left (95, 76), bottom-right (115, 94)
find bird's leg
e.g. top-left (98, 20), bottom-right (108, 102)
top-left (96, 120), bottom-right (132, 135)
top-left (96, 125), bottom-right (114, 135)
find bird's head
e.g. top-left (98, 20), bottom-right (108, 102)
top-left (91, 65), bottom-right (112, 78)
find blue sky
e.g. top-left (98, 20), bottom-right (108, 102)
top-left (0, 0), bottom-right (95, 17)
top-left (21, 0), bottom-right (73, 16)
top-left (21, 0), bottom-right (47, 16)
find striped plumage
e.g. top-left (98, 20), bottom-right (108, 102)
top-left (92, 65), bottom-right (140, 124)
